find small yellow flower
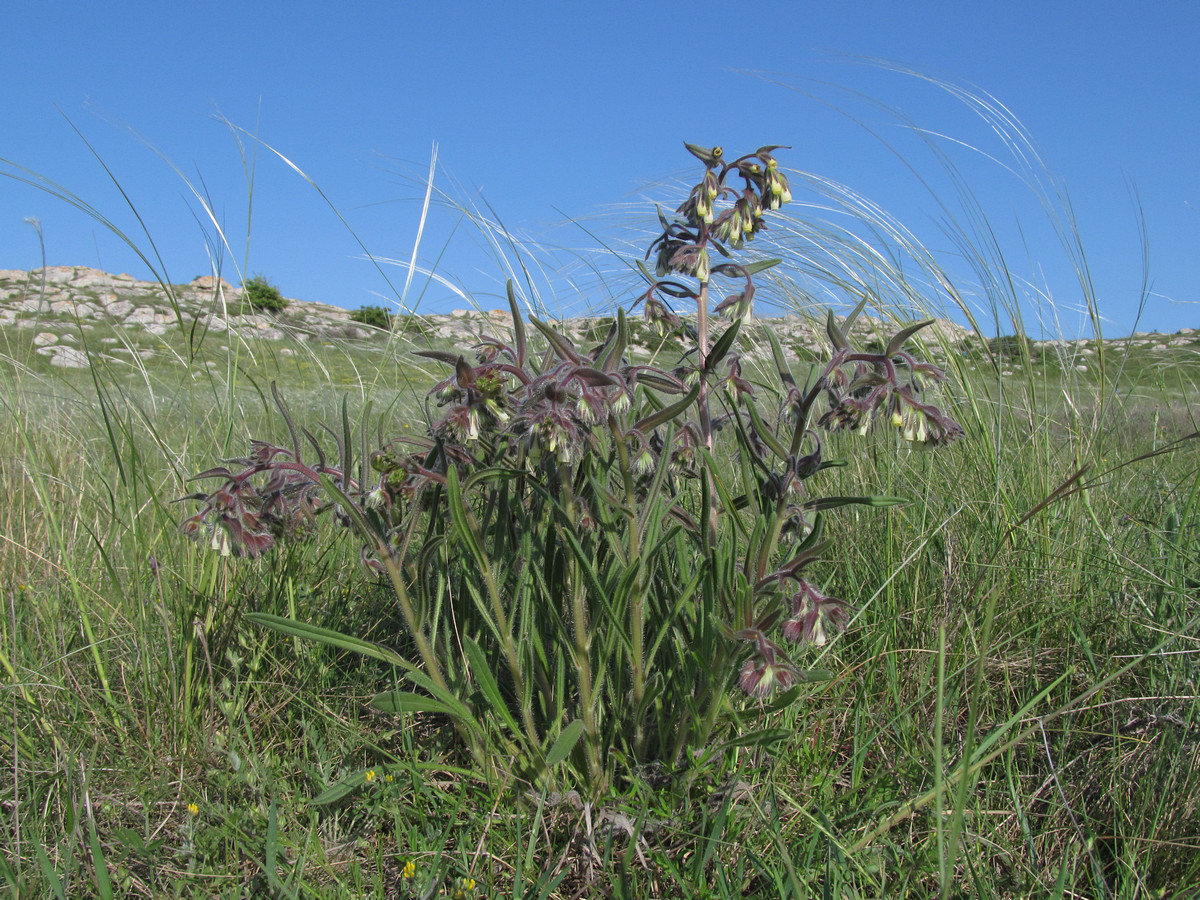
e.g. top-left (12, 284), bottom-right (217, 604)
top-left (402, 859), bottom-right (416, 880)
top-left (186, 802), bottom-right (199, 816)
top-left (384, 773), bottom-right (395, 783)
top-left (365, 769), bottom-right (376, 783)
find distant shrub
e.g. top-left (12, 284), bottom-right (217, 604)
top-left (350, 306), bottom-right (394, 330)
top-left (242, 275), bottom-right (288, 313)
top-left (989, 333), bottom-right (1036, 359)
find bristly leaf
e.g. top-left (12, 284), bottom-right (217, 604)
top-left (632, 383), bottom-right (701, 434)
top-left (545, 720), bottom-right (586, 768)
top-left (842, 293), bottom-right (872, 333)
top-left (272, 381), bottom-right (302, 460)
top-left (826, 309), bottom-right (850, 351)
top-left (764, 327), bottom-right (796, 389)
top-left (415, 349), bottom-right (463, 366)
top-left (528, 316), bottom-right (584, 364)
top-left (740, 258), bottom-right (783, 276)
top-left (506, 279), bottom-right (527, 367)
top-left (804, 495), bottom-right (908, 511)
top-left (595, 307), bottom-right (628, 374)
top-left (885, 319), bottom-right (935, 357)
top-left (246, 612), bottom-right (415, 672)
top-left (705, 320), bottom-right (742, 373)
top-left (745, 400), bottom-right (790, 462)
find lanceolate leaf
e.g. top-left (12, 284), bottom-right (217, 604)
top-left (740, 257), bottom-right (782, 276)
top-left (462, 635), bottom-right (524, 742)
top-left (632, 383), bottom-right (701, 434)
top-left (369, 691), bottom-right (463, 716)
top-left (595, 307), bottom-right (629, 373)
top-left (826, 308), bottom-right (850, 351)
top-left (545, 720), bottom-right (586, 768)
top-left (804, 494), bottom-right (908, 511)
top-left (885, 319), bottom-right (934, 357)
top-left (506, 279), bottom-right (528, 367)
top-left (764, 326), bottom-right (796, 389)
top-left (528, 316), bottom-right (583, 364)
top-left (745, 400), bottom-right (790, 461)
top-left (246, 612), bottom-right (415, 671)
top-left (705, 319), bottom-right (742, 373)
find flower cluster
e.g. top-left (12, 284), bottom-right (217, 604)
top-left (177, 440), bottom-right (338, 558)
top-left (649, 144), bottom-right (792, 285)
top-left (816, 330), bottom-right (964, 447)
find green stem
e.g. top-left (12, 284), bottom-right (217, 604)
top-left (378, 549), bottom-right (487, 770)
top-left (456, 496), bottom-right (544, 763)
top-left (557, 470), bottom-right (605, 790)
top-left (608, 415), bottom-right (647, 756)
top-left (695, 279), bottom-right (718, 549)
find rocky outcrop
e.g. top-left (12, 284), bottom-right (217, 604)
top-left (0, 265), bottom-right (981, 370)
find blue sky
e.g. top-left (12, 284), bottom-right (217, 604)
top-left (2, 1), bottom-right (1196, 337)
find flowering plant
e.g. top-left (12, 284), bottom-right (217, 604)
top-left (180, 144), bottom-right (962, 792)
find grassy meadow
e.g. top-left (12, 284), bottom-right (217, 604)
top-left (2, 115), bottom-right (1200, 897)
top-left (0, 291), bottom-right (1197, 898)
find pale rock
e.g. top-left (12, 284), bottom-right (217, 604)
top-left (124, 307), bottom-right (159, 325)
top-left (190, 275), bottom-right (236, 295)
top-left (49, 347), bottom-right (90, 368)
top-left (33, 332), bottom-right (58, 346)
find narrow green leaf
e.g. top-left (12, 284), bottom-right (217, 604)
top-left (545, 720), bottom-right (586, 768)
top-left (246, 612), bottom-right (414, 671)
top-left (404, 669), bottom-right (481, 729)
top-left (632, 383), bottom-right (701, 434)
top-left (318, 474), bottom-right (382, 544)
top-left (340, 395), bottom-right (352, 486)
top-left (310, 773), bottom-right (369, 807)
top-left (841, 293), bottom-right (872, 334)
top-left (805, 495), bottom-right (908, 511)
top-left (462, 635), bottom-right (523, 740)
top-left (507, 279), bottom-right (528, 367)
top-left (369, 690), bottom-right (464, 716)
top-left (885, 319), bottom-right (934, 357)
top-left (764, 326), bottom-right (796, 388)
top-left (595, 307), bottom-right (628, 374)
top-left (264, 798), bottom-right (278, 892)
top-left (744, 400), bottom-right (790, 461)
top-left (528, 316), bottom-right (583, 363)
top-left (826, 308), bottom-right (850, 351)
top-left (35, 841), bottom-right (66, 900)
top-left (705, 319), bottom-right (742, 373)
top-left (87, 814), bottom-right (114, 900)
top-left (740, 257), bottom-right (782, 276)
top-left (446, 466), bottom-right (489, 578)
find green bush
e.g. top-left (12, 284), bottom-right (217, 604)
top-left (242, 274), bottom-right (288, 313)
top-left (350, 305), bottom-right (394, 330)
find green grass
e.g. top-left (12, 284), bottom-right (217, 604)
top-left (3, 88), bottom-right (1200, 895)
top-left (0, 301), bottom-right (1197, 898)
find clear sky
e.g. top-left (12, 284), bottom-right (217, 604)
top-left (2, 1), bottom-right (1196, 337)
